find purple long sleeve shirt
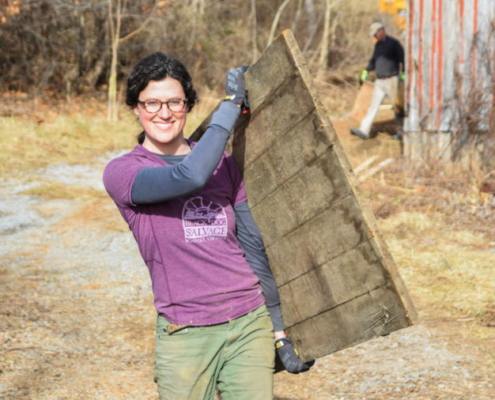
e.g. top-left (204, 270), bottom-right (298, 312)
top-left (103, 143), bottom-right (265, 326)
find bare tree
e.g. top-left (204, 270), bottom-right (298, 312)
top-left (267, 0), bottom-right (292, 47)
top-left (315, 0), bottom-right (343, 79)
top-left (302, 10), bottom-right (323, 55)
top-left (304, 0), bottom-right (317, 34)
top-left (0, 0), bottom-right (381, 100)
top-left (290, 0), bottom-right (305, 34)
top-left (189, 0), bottom-right (205, 51)
top-left (251, 0), bottom-right (258, 63)
top-left (107, 0), bottom-right (158, 121)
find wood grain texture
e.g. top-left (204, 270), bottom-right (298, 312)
top-left (190, 30), bottom-right (417, 364)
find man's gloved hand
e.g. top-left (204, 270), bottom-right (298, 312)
top-left (225, 66), bottom-right (250, 109)
top-left (275, 336), bottom-right (315, 374)
top-left (360, 70), bottom-right (369, 84)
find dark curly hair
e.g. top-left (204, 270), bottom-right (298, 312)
top-left (126, 52), bottom-right (198, 144)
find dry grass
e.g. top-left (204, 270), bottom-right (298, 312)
top-left (1, 94), bottom-right (218, 191)
top-left (50, 197), bottom-right (130, 234)
top-left (20, 182), bottom-right (105, 201)
top-left (380, 211), bottom-right (494, 314)
top-left (4, 92), bottom-right (495, 351)
top-left (332, 109), bottom-right (495, 354)
top-left (1, 107), bottom-right (138, 177)
top-left (360, 163), bottom-right (495, 344)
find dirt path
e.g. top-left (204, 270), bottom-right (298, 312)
top-left (1, 121), bottom-right (494, 399)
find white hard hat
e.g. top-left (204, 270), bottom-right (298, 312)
top-left (369, 22), bottom-right (385, 36)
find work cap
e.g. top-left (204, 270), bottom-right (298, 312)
top-left (369, 22), bottom-right (384, 36)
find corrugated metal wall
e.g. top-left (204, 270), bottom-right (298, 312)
top-left (405, 0), bottom-right (495, 136)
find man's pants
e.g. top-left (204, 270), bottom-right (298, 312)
top-left (154, 304), bottom-right (275, 400)
top-left (359, 76), bottom-right (400, 136)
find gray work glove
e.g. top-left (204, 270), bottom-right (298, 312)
top-left (225, 66), bottom-right (250, 109)
top-left (275, 336), bottom-right (315, 374)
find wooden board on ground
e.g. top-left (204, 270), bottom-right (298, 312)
top-left (350, 81), bottom-right (374, 121)
top-left (189, 30), bottom-right (417, 365)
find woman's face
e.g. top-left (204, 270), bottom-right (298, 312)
top-left (134, 77), bottom-right (189, 155)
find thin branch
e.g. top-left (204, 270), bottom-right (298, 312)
top-left (358, 158), bottom-right (394, 183)
top-left (267, 0), bottom-right (292, 47)
top-left (302, 11), bottom-right (323, 54)
top-left (107, 0), bottom-right (115, 43)
top-left (119, 1), bottom-right (158, 43)
top-left (251, 0), bottom-right (258, 63)
top-left (291, 0), bottom-right (304, 33)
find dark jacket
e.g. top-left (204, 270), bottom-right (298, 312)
top-left (366, 35), bottom-right (404, 78)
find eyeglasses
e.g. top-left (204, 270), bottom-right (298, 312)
top-left (137, 98), bottom-right (188, 113)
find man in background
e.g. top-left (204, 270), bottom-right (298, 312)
top-left (350, 22), bottom-right (405, 140)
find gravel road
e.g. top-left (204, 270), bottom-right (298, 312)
top-left (1, 154), bottom-right (494, 400)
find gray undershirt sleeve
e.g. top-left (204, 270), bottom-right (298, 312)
top-left (131, 101), bottom-right (240, 204)
top-left (234, 201), bottom-right (284, 332)
top-left (130, 100), bottom-right (284, 331)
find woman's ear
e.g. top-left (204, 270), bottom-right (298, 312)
top-left (133, 106), bottom-right (140, 117)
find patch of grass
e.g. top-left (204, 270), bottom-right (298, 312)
top-left (380, 211), bottom-right (495, 326)
top-left (1, 106), bottom-right (139, 176)
top-left (20, 182), bottom-right (105, 201)
top-left (1, 97), bottom-right (219, 178)
top-left (50, 197), bottom-right (130, 234)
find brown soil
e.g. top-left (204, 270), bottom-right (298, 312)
top-left (1, 110), bottom-right (495, 399)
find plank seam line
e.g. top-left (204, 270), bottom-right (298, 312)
top-left (248, 140), bottom-right (336, 211)
top-left (248, 70), bottom-right (302, 120)
top-left (244, 79), bottom-right (319, 171)
top-left (245, 72), bottom-right (336, 173)
top-left (275, 237), bottom-right (375, 288)
top-left (263, 191), bottom-right (355, 249)
top-left (243, 109), bottom-right (319, 175)
top-left (285, 282), bottom-right (395, 330)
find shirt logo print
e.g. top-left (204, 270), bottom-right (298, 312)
top-left (182, 196), bottom-right (228, 243)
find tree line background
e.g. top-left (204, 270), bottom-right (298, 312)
top-left (0, 0), bottom-right (398, 104)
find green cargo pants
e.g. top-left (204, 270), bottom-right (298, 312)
top-left (154, 304), bottom-right (275, 400)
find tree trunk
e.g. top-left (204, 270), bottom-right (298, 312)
top-left (107, 0), bottom-right (157, 121)
top-left (267, 0), bottom-right (292, 47)
top-left (107, 0), bottom-right (121, 121)
top-left (108, 40), bottom-right (119, 121)
top-left (302, 11), bottom-right (323, 55)
top-left (304, 0), bottom-right (316, 34)
top-left (315, 0), bottom-right (343, 79)
top-left (316, 0), bottom-right (332, 80)
top-left (291, 0), bottom-right (304, 34)
top-left (251, 0), bottom-right (258, 63)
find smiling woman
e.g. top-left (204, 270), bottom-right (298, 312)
top-left (102, 52), bottom-right (313, 400)
top-left (125, 53), bottom-right (199, 149)
top-left (133, 78), bottom-right (190, 155)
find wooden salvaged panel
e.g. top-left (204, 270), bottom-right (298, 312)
top-left (190, 30), bottom-right (417, 364)
top-left (404, 0), bottom-right (495, 161)
top-left (350, 81), bottom-right (374, 121)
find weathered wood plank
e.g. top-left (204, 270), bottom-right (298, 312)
top-left (263, 194), bottom-right (368, 284)
top-left (289, 286), bottom-right (411, 363)
top-left (239, 108), bottom-right (335, 208)
top-left (235, 72), bottom-right (320, 169)
top-left (278, 240), bottom-right (387, 328)
top-left (190, 30), bottom-right (417, 365)
top-left (249, 152), bottom-right (354, 247)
